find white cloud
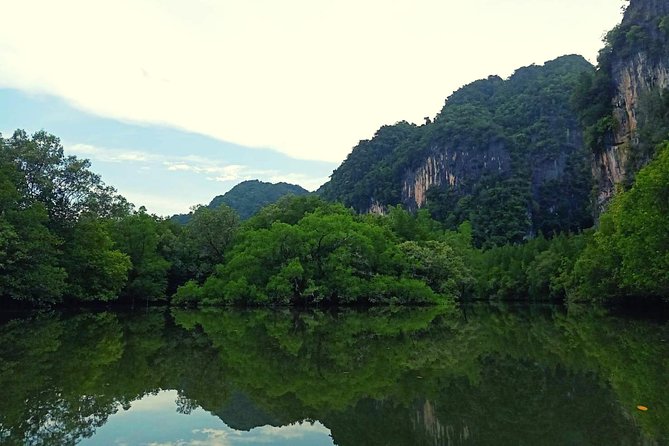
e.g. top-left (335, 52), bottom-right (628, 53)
top-left (143, 422), bottom-right (332, 446)
top-left (164, 162), bottom-right (248, 181)
top-left (267, 173), bottom-right (327, 192)
top-left (67, 143), bottom-right (248, 180)
top-left (61, 142), bottom-right (328, 214)
top-left (123, 192), bottom-right (196, 216)
top-left (69, 143), bottom-right (155, 163)
top-left (0, 0), bottom-right (625, 163)
top-left (165, 163), bottom-right (195, 172)
top-left (67, 141), bottom-right (328, 190)
top-left (237, 422), bottom-right (331, 441)
top-left (138, 422), bottom-right (330, 446)
top-left (145, 429), bottom-right (232, 446)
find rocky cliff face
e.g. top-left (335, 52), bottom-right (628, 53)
top-left (400, 132), bottom-right (584, 213)
top-left (411, 399), bottom-right (472, 446)
top-left (402, 143), bottom-right (509, 209)
top-left (594, 0), bottom-right (669, 207)
top-left (320, 55), bottom-right (595, 245)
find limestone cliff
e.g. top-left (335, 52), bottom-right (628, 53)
top-left (402, 143), bottom-right (509, 210)
top-left (319, 55), bottom-right (595, 245)
top-left (399, 134), bottom-right (583, 212)
top-left (411, 399), bottom-right (472, 446)
top-left (594, 0), bottom-right (669, 207)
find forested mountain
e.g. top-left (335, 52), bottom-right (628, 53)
top-left (173, 180), bottom-right (309, 223)
top-left (319, 55), bottom-right (595, 247)
top-left (319, 0), bottom-right (669, 249)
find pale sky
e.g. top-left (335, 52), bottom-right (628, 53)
top-left (1, 0), bottom-right (625, 164)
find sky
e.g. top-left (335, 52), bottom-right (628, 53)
top-left (0, 0), bottom-right (626, 215)
top-left (81, 390), bottom-right (334, 446)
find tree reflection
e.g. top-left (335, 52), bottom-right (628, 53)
top-left (0, 305), bottom-right (667, 445)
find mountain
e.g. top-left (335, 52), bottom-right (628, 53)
top-left (584, 0), bottom-right (669, 209)
top-left (173, 180), bottom-right (309, 223)
top-left (319, 0), bottom-right (669, 248)
top-left (319, 55), bottom-right (595, 247)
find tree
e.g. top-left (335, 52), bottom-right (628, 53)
top-left (0, 153), bottom-right (66, 304)
top-left (569, 142), bottom-right (669, 301)
top-left (112, 209), bottom-right (171, 303)
top-left (181, 205), bottom-right (240, 280)
top-left (399, 240), bottom-right (471, 298)
top-left (61, 218), bottom-right (131, 302)
top-left (5, 130), bottom-right (130, 227)
top-left (174, 203), bottom-right (464, 306)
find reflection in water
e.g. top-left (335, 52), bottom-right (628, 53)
top-left (0, 305), bottom-right (667, 445)
top-left (80, 390), bottom-right (333, 446)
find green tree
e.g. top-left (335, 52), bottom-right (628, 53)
top-left (399, 240), bottom-right (472, 298)
top-left (570, 142), bottom-right (669, 301)
top-left (5, 130), bottom-right (130, 227)
top-left (113, 209), bottom-right (171, 303)
top-left (62, 218), bottom-right (131, 302)
top-left (175, 203), bottom-right (465, 306)
top-left (181, 205), bottom-right (240, 280)
top-left (0, 154), bottom-right (65, 304)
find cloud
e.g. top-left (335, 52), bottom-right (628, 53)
top-left (116, 390), bottom-right (180, 414)
top-left (165, 163), bottom-right (195, 172)
top-left (144, 422), bottom-right (332, 446)
top-left (0, 0), bottom-right (625, 163)
top-left (164, 161), bottom-right (248, 182)
top-left (69, 143), bottom-right (156, 163)
top-left (236, 422), bottom-right (331, 441)
top-left (266, 173), bottom-right (327, 192)
top-left (145, 429), bottom-right (231, 446)
top-left (68, 143), bottom-right (250, 181)
top-left (122, 192), bottom-right (196, 216)
top-left (97, 391), bottom-right (333, 446)
top-left (61, 141), bottom-right (329, 214)
top-left (209, 165), bottom-right (248, 182)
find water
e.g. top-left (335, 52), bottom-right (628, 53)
top-left (0, 304), bottom-right (667, 445)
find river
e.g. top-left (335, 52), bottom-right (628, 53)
top-left (0, 304), bottom-right (667, 445)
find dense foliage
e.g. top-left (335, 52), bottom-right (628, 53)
top-left (0, 131), bottom-right (239, 306)
top-left (320, 55), bottom-right (595, 247)
top-left (475, 141), bottom-right (669, 303)
top-left (173, 199), bottom-right (473, 307)
top-left (1, 306), bottom-right (667, 444)
top-left (2, 128), bottom-right (667, 307)
top-left (478, 0), bottom-right (669, 303)
top-left (0, 134), bottom-right (472, 307)
top-left (570, 141), bottom-right (669, 300)
top-left (0, 130), bottom-right (131, 305)
top-left (172, 179), bottom-right (309, 223)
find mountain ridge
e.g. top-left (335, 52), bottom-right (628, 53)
top-left (319, 0), bottom-right (669, 246)
top-left (319, 54), bottom-right (594, 247)
top-left (172, 179), bottom-right (309, 223)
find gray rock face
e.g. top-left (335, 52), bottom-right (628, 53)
top-left (594, 0), bottom-right (669, 209)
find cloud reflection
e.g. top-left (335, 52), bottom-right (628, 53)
top-left (145, 421), bottom-right (331, 446)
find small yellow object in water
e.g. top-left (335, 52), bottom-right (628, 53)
top-left (637, 405), bottom-right (649, 411)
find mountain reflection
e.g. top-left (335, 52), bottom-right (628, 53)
top-left (0, 305), bottom-right (667, 445)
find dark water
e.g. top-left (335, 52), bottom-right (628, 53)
top-left (0, 304), bottom-right (667, 446)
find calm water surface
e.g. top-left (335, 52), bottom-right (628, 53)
top-left (0, 304), bottom-right (667, 445)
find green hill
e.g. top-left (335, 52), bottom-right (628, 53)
top-left (173, 180), bottom-right (309, 223)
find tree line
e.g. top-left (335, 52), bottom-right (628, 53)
top-left (2, 129), bottom-right (667, 307)
top-left (0, 130), bottom-right (473, 307)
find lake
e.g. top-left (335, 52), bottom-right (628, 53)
top-left (0, 304), bottom-right (667, 445)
